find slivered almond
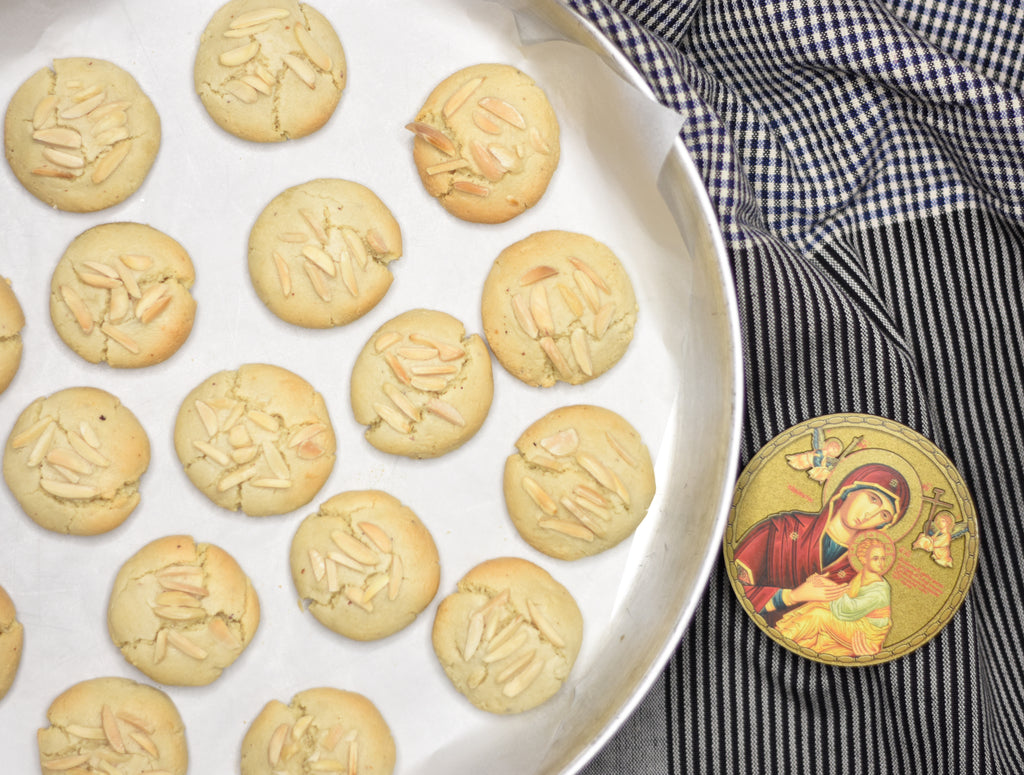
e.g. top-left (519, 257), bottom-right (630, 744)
top-left (166, 630), bottom-right (207, 659)
top-left (31, 166), bottom-right (74, 179)
top-left (488, 143), bottom-right (517, 170)
top-left (539, 517), bottom-right (595, 540)
top-left (220, 40), bottom-right (260, 67)
top-left (530, 285), bottom-right (555, 336)
top-left (300, 207), bottom-right (327, 243)
top-left (156, 591), bottom-right (203, 608)
top-left (60, 90), bottom-right (105, 119)
top-left (569, 496), bottom-right (610, 524)
top-left (261, 440), bottom-right (290, 479)
top-left (77, 271), bottom-right (121, 289)
top-left (388, 555), bottom-right (403, 600)
top-left (574, 269), bottom-right (601, 312)
top-left (60, 284), bottom-right (94, 333)
top-left (223, 22), bottom-right (269, 37)
top-left (520, 265), bottom-right (558, 285)
top-left (308, 548), bottom-right (326, 581)
top-left (359, 522), bottom-right (392, 553)
top-left (32, 126), bottom-right (81, 148)
top-left (39, 478), bottom-right (97, 499)
top-left (376, 401), bottom-right (412, 433)
top-left (232, 444), bottom-right (257, 463)
top-left (364, 573), bottom-right (390, 602)
top-left (374, 331), bottom-right (401, 352)
top-left (243, 75), bottom-right (272, 95)
top-left (425, 398), bottom-right (465, 426)
top-left (473, 109), bottom-right (502, 134)
top-left (470, 140), bottom-right (505, 182)
top-left (325, 558), bottom-right (340, 592)
top-left (529, 125), bottom-right (551, 154)
top-left (540, 428), bottom-right (579, 456)
top-left (101, 322), bottom-right (140, 353)
top-left (130, 730), bottom-right (160, 758)
top-left (575, 484), bottom-right (610, 508)
top-left (11, 416), bottom-right (55, 449)
top-left (385, 352), bottom-right (412, 385)
top-left (453, 180), bottom-right (489, 196)
top-left (48, 463), bottom-right (80, 484)
top-left (217, 465), bottom-right (259, 491)
top-left (366, 228), bottom-right (389, 254)
top-left (593, 302), bottom-right (615, 338)
top-left (193, 439), bottom-right (231, 466)
top-left (268, 723), bottom-right (289, 765)
top-left (43, 753), bottom-right (91, 770)
top-left (332, 531), bottom-right (379, 566)
top-left (194, 400), bottom-right (220, 437)
top-left (295, 24), bottom-right (332, 71)
top-left (152, 605), bottom-right (205, 621)
top-left (463, 612), bottom-right (485, 660)
top-left (222, 401), bottom-right (245, 433)
top-left (283, 53), bottom-right (316, 87)
top-left (46, 448), bottom-right (91, 475)
top-left (136, 286), bottom-right (171, 324)
top-left (83, 261), bottom-right (118, 279)
top-left (304, 261), bottom-right (331, 301)
top-left (569, 256), bottom-right (610, 292)
top-left (88, 100), bottom-right (130, 121)
top-left (527, 599), bottom-right (566, 647)
top-left (273, 251), bottom-right (292, 296)
top-left (342, 227), bottom-right (369, 270)
top-left (512, 292), bottom-right (538, 338)
top-left (80, 421), bottom-right (101, 448)
top-left (109, 286), bottom-right (130, 322)
top-left (502, 655), bottom-right (545, 698)
top-left (396, 345), bottom-right (436, 360)
top-left (539, 337), bottom-right (573, 379)
top-left (302, 245), bottom-right (336, 277)
top-left (116, 262), bottom-right (142, 299)
top-left (405, 121), bottom-right (456, 156)
top-left (570, 328), bottom-right (593, 376)
top-left (92, 139), bottom-right (132, 184)
top-left (344, 585), bottom-right (373, 611)
top-left (577, 453), bottom-right (631, 505)
top-left (411, 376), bottom-right (447, 392)
top-left (33, 95), bottom-right (57, 128)
top-left (408, 333), bottom-right (465, 360)
top-left (383, 383), bottom-right (421, 421)
top-left (156, 578), bottom-right (208, 597)
top-left (65, 724), bottom-right (107, 740)
top-left (101, 705), bottom-right (125, 753)
top-left (349, 741), bottom-right (359, 775)
top-left (247, 410), bottom-right (279, 431)
top-left (444, 76), bottom-right (485, 118)
top-left (252, 477), bottom-right (292, 489)
top-left (410, 363), bottom-right (456, 376)
top-left (92, 109), bottom-right (128, 135)
top-left (289, 424), bottom-right (326, 448)
top-left (291, 714), bottom-right (314, 741)
top-left (479, 96), bottom-right (526, 129)
top-left (485, 629), bottom-right (529, 666)
top-left (226, 79), bottom-right (259, 103)
top-left (27, 422), bottom-right (56, 466)
top-left (327, 550), bottom-right (364, 574)
top-left (522, 476), bottom-right (558, 515)
top-left (230, 7), bottom-right (289, 28)
top-left (606, 431), bottom-right (639, 468)
top-left (496, 648), bottom-right (536, 684)
top-left (426, 158), bottom-right (470, 175)
top-left (68, 431), bottom-right (110, 466)
top-left (338, 251), bottom-right (358, 296)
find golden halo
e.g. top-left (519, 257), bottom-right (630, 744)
top-left (819, 448), bottom-right (923, 543)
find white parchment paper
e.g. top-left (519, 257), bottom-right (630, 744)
top-left (0, 1), bottom-right (692, 772)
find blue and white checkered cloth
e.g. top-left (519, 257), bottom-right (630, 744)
top-left (570, 1), bottom-right (1024, 773)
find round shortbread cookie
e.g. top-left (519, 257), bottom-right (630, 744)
top-left (37, 676), bottom-right (188, 774)
top-left (50, 222), bottom-right (197, 368)
top-left (290, 490), bottom-right (441, 641)
top-left (481, 230), bottom-right (637, 387)
top-left (504, 404), bottom-right (656, 560)
top-left (407, 62), bottom-right (560, 224)
top-left (0, 277), bottom-right (25, 395)
top-left (3, 386), bottom-right (150, 536)
top-left (195, 0), bottom-right (347, 142)
top-left (4, 57), bottom-right (160, 212)
top-left (0, 584), bottom-right (23, 702)
top-left (432, 556), bottom-right (583, 714)
top-left (350, 308), bottom-right (494, 458)
top-left (107, 534), bottom-right (260, 687)
top-left (174, 363), bottom-right (336, 516)
top-left (240, 687), bottom-right (396, 775)
top-left (248, 178), bottom-right (402, 328)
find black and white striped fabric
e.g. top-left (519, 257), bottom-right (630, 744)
top-left (567, 0), bottom-right (1024, 773)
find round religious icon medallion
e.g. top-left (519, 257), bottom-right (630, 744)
top-left (723, 414), bottom-right (979, 666)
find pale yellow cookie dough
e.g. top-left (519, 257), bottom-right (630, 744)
top-left (5, 57), bottom-right (161, 212)
top-left (240, 687), bottom-right (396, 775)
top-left (248, 178), bottom-right (402, 328)
top-left (107, 534), bottom-right (261, 687)
top-left (432, 556), bottom-right (583, 714)
top-left (290, 490), bottom-right (441, 641)
top-left (174, 363), bottom-right (336, 516)
top-left (50, 222), bottom-right (197, 368)
top-left (195, 0), bottom-right (347, 142)
top-left (0, 277), bottom-right (25, 395)
top-left (0, 584), bottom-right (23, 702)
top-left (503, 404), bottom-right (656, 560)
top-left (407, 62), bottom-right (560, 223)
top-left (481, 230), bottom-right (638, 387)
top-left (350, 308), bottom-right (494, 458)
top-left (3, 386), bottom-right (150, 536)
top-left (37, 676), bottom-right (188, 774)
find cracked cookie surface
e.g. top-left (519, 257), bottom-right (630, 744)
top-left (248, 178), bottom-right (402, 328)
top-left (37, 675), bottom-right (188, 774)
top-left (481, 230), bottom-right (638, 387)
top-left (503, 404), bottom-right (656, 560)
top-left (4, 57), bottom-right (160, 212)
top-left (431, 557), bottom-right (583, 714)
top-left (240, 687), bottom-right (395, 775)
top-left (174, 362), bottom-right (336, 516)
top-left (290, 489), bottom-right (440, 641)
top-left (3, 386), bottom-right (150, 536)
top-left (0, 584), bottom-right (23, 702)
top-left (350, 308), bottom-right (493, 458)
top-left (0, 277), bottom-right (25, 395)
top-left (407, 62), bottom-right (560, 224)
top-left (194, 0), bottom-right (347, 142)
top-left (50, 222), bottom-right (197, 368)
top-left (107, 534), bottom-right (260, 687)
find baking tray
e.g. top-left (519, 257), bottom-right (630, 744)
top-left (0, 0), bottom-right (742, 772)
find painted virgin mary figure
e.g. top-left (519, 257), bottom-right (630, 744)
top-left (733, 461), bottom-right (912, 628)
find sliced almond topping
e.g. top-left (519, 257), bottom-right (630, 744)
top-left (463, 611), bottom-right (485, 661)
top-left (273, 251), bottom-right (292, 296)
top-left (479, 96), bottom-right (526, 129)
top-left (521, 476), bottom-right (558, 515)
top-left (484, 627), bottom-right (529, 664)
top-left (261, 440), bottom-right (290, 479)
top-left (606, 431), bottom-right (639, 468)
top-left (425, 398), bottom-right (465, 427)
top-left (223, 22), bottom-right (269, 37)
top-left (358, 521), bottom-right (392, 553)
top-left (217, 465), bottom-right (259, 491)
top-left (60, 90), bottom-right (105, 119)
top-left (136, 286), bottom-right (172, 324)
top-left (529, 125), bottom-right (552, 154)
top-left (283, 53), bottom-right (317, 87)
top-left (383, 383), bottom-right (421, 422)
top-left (396, 345), bottom-right (436, 361)
top-left (156, 590), bottom-right (203, 608)
top-left (230, 7), bottom-right (289, 28)
top-left (65, 724), bottom-right (107, 740)
top-left (540, 428), bottom-right (579, 457)
top-left (268, 722), bottom-right (289, 765)
top-left (342, 227), bottom-right (369, 270)
top-left (539, 337), bottom-right (573, 379)
top-left (570, 327), bottom-right (593, 376)
top-left (593, 302), bottom-right (615, 338)
top-left (530, 284), bottom-right (555, 336)
top-left (77, 271), bottom-right (121, 290)
top-left (304, 261), bottom-right (331, 301)
top-left (108, 286), bottom-right (130, 322)
top-left (82, 261), bottom-right (118, 279)
top-left (228, 423), bottom-right (251, 448)
top-left (344, 585), bottom-right (373, 611)
top-left (527, 598), bottom-right (566, 647)
top-left (222, 401), bottom-right (246, 432)
top-left (92, 139), bottom-right (133, 184)
top-left (31, 166), bottom-right (74, 179)
top-left (288, 424), bottom-right (326, 448)
top-left (374, 331), bottom-right (402, 352)
top-left (291, 714), bottom-right (314, 741)
top-left (252, 477), bottom-right (292, 489)
top-left (410, 363), bottom-right (457, 376)
top-left (32, 95), bottom-right (57, 128)
top-left (470, 140), bottom-right (505, 182)
top-left (27, 422), bottom-right (56, 467)
top-left (226, 79), bottom-right (259, 104)
top-left (154, 628), bottom-right (167, 664)
top-left (98, 129), bottom-right (131, 149)
top-left (193, 439), bottom-right (231, 466)
top-left (502, 655), bottom-right (545, 698)
top-left (576, 453), bottom-right (631, 506)
top-left (364, 573), bottom-right (390, 602)
top-left (220, 40), bottom-right (261, 67)
top-left (208, 618), bottom-right (242, 650)
top-left (575, 484), bottom-right (611, 508)
top-left (520, 265), bottom-right (559, 286)
top-left (511, 292), bottom-right (539, 338)
top-left (349, 740), bottom-right (359, 775)
top-left (129, 730), bottom-right (160, 758)
top-left (444, 76), bottom-right (485, 118)
top-left (327, 550), bottom-right (364, 574)
top-left (574, 269), bottom-right (601, 313)
top-left (388, 554), bottom-right (403, 601)
top-left (33, 126), bottom-right (82, 148)
top-left (331, 530), bottom-right (379, 566)
top-left (39, 478), bottom-right (98, 499)
top-left (63, 432), bottom-right (108, 469)
top-left (453, 180), bottom-right (489, 196)
top-left (472, 109), bottom-right (503, 134)
top-left (43, 753), bottom-right (92, 770)
top-left (539, 517), bottom-right (595, 540)
top-left (165, 630), bottom-right (208, 660)
top-left (59, 284), bottom-right (94, 333)
top-left (338, 251), bottom-right (359, 296)
top-left (488, 143), bottom-right (517, 171)
top-left (557, 284), bottom-right (584, 318)
top-left (302, 245), bottom-right (336, 277)
top-left (101, 704), bottom-right (125, 753)
top-left (384, 352), bottom-right (412, 385)
top-left (366, 228), bottom-right (389, 254)
top-left (564, 499), bottom-right (608, 533)
top-left (295, 24), bottom-right (332, 71)
top-left (308, 548), bottom-right (327, 582)
top-left (88, 100), bottom-right (131, 121)
top-left (426, 158), bottom-right (470, 176)
top-left (92, 109), bottom-right (128, 135)
top-left (408, 333), bottom-right (465, 361)
top-left (100, 322), bottom-right (140, 353)
top-left (325, 557), bottom-right (340, 592)
top-left (531, 453), bottom-right (562, 471)
top-left (411, 375), bottom-right (448, 393)
top-left (45, 448), bottom-right (92, 475)
top-left (247, 410), bottom-right (279, 431)
top-left (569, 256), bottom-right (610, 292)
top-left (496, 648), bottom-right (536, 684)
top-left (152, 605), bottom-right (205, 621)
top-left (194, 400), bottom-right (220, 438)
top-left (11, 416), bottom-right (55, 449)
top-left (405, 121), bottom-right (456, 156)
